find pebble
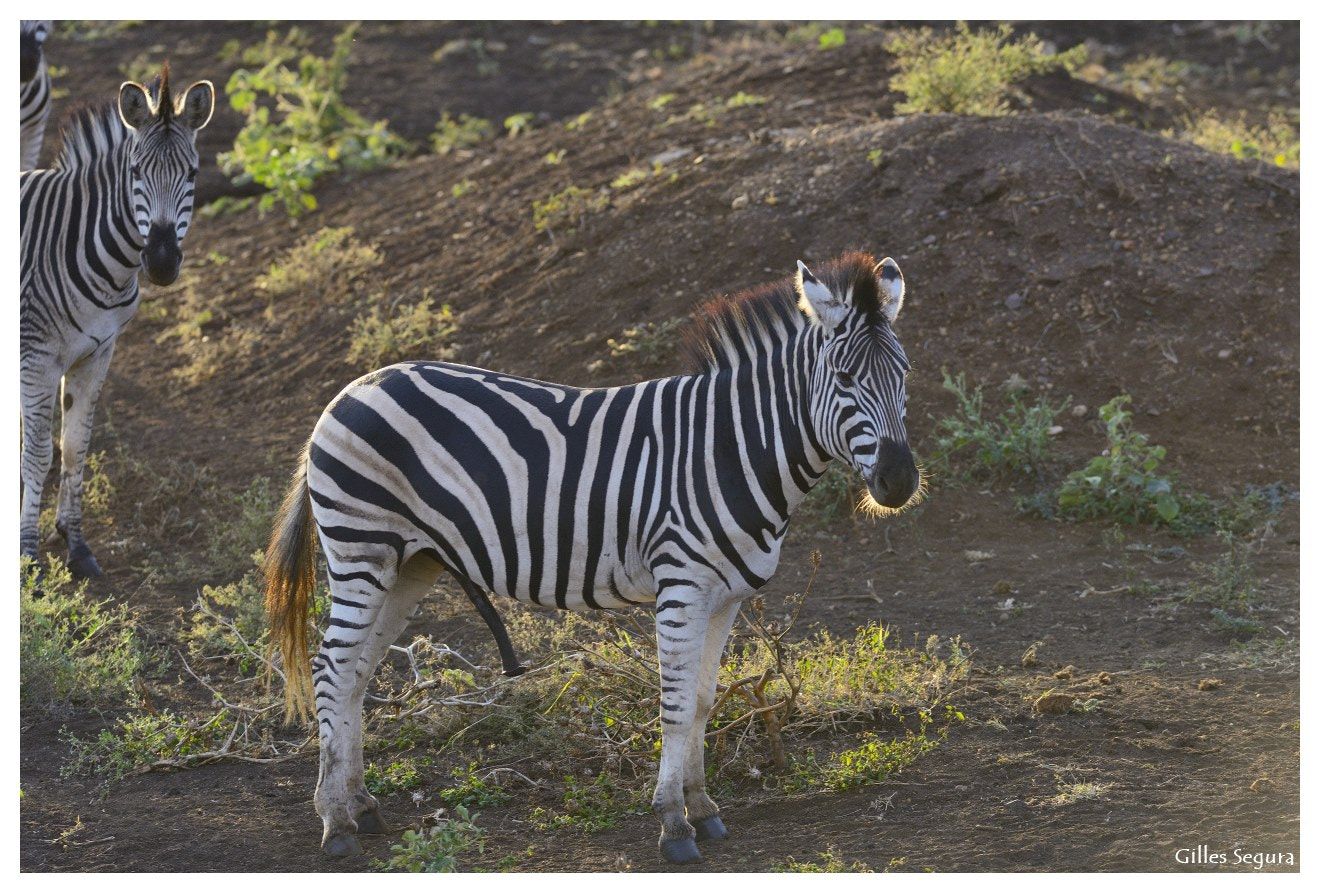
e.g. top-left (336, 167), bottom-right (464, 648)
top-left (1071, 404), bottom-right (1089, 417)
top-left (922, 234), bottom-right (937, 245)
top-left (1004, 291), bottom-right (1025, 310)
top-left (730, 194), bottom-right (749, 210)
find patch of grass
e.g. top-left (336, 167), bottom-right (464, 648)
top-left (817, 28), bottom-right (847, 50)
top-left (933, 369), bottom-right (1066, 480)
top-left (346, 295), bottom-right (458, 368)
top-left (256, 225), bottom-right (383, 301)
top-left (219, 23), bottom-right (412, 216)
top-left (373, 805), bottom-right (485, 872)
top-left (431, 112), bottom-right (494, 155)
top-left (773, 846), bottom-right (872, 872)
top-left (532, 185), bottom-right (609, 235)
top-left (365, 756), bottom-right (431, 795)
top-left (503, 112), bottom-right (534, 138)
top-left (450, 178), bottom-right (477, 198)
top-left (888, 21), bottom-right (1085, 115)
top-left (20, 560), bottom-right (147, 717)
top-left (218, 26), bottom-right (313, 67)
top-left (1174, 109), bottom-right (1300, 169)
top-left (1050, 779), bottom-right (1111, 805)
top-left (198, 195), bottom-right (257, 218)
top-left (725, 90), bottom-right (769, 109)
top-left (61, 708), bottom-right (232, 792)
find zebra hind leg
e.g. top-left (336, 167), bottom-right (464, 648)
top-left (683, 600), bottom-right (739, 843)
top-left (315, 550), bottom-right (440, 857)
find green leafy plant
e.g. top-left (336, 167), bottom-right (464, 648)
top-left (888, 21), bottom-right (1085, 115)
top-left (529, 773), bottom-right (649, 832)
top-left (61, 708), bottom-right (233, 793)
top-left (347, 295), bottom-right (458, 368)
top-left (365, 756), bottom-right (430, 795)
top-left (817, 27), bottom-right (847, 50)
top-left (503, 112), bottom-right (534, 138)
top-left (934, 370), bottom-right (1065, 479)
top-left (439, 762), bottom-right (512, 809)
top-left (1056, 395), bottom-right (1183, 525)
top-left (219, 23), bottom-right (411, 216)
top-left (531, 185), bottom-right (609, 235)
top-left (774, 846), bottom-right (873, 872)
top-left (20, 560), bottom-right (147, 716)
top-left (1175, 109), bottom-right (1300, 169)
top-left (373, 805), bottom-right (485, 872)
top-left (431, 112), bottom-right (494, 155)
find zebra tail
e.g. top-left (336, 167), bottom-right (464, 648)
top-left (263, 448), bottom-right (318, 724)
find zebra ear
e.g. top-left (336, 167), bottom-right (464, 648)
top-left (796, 260), bottom-right (847, 330)
top-left (118, 81), bottom-right (155, 131)
top-left (875, 257), bottom-right (905, 324)
top-left (179, 81), bottom-right (215, 132)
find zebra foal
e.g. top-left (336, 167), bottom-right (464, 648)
top-left (20, 20), bottom-right (53, 170)
top-left (265, 252), bottom-right (922, 864)
top-left (19, 63), bottom-right (214, 577)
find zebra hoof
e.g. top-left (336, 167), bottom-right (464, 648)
top-left (692, 815), bottom-right (728, 841)
top-left (67, 544), bottom-right (103, 579)
top-left (503, 664), bottom-right (529, 678)
top-left (660, 836), bottom-right (703, 865)
top-left (355, 808), bottom-right (389, 834)
top-left (322, 832), bottom-right (362, 858)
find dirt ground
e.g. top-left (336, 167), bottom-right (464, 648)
top-left (18, 21), bottom-right (1299, 873)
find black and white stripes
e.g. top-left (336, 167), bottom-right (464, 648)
top-left (266, 252), bottom-right (921, 864)
top-left (19, 63), bottom-right (214, 577)
top-left (20, 20), bottom-right (52, 170)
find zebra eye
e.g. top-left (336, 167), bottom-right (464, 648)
top-left (187, 167), bottom-right (198, 183)
top-left (836, 370), bottom-right (855, 388)
top-left (130, 164), bottom-right (141, 179)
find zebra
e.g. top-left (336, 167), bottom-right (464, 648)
top-left (20, 20), bottom-right (53, 170)
top-left (264, 251), bottom-right (922, 864)
top-left (19, 63), bottom-right (214, 578)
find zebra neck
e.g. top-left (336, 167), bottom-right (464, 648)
top-left (89, 152), bottom-right (148, 294)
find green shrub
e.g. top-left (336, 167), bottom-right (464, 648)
top-left (531, 185), bottom-right (609, 235)
top-left (346, 296), bottom-right (458, 368)
top-left (365, 756), bottom-right (430, 795)
top-left (934, 370), bottom-right (1065, 479)
top-left (439, 762), bottom-right (512, 809)
top-left (61, 709), bottom-right (231, 788)
top-left (774, 846), bottom-right (873, 872)
top-left (888, 21), bottom-right (1085, 115)
top-left (20, 560), bottom-right (146, 716)
top-left (529, 773), bottom-right (648, 832)
top-left (1055, 395), bottom-right (1184, 525)
top-left (256, 225), bottom-right (382, 300)
top-left (1175, 109), bottom-right (1300, 169)
top-left (373, 805), bottom-right (485, 872)
top-left (219, 23), bottom-right (411, 216)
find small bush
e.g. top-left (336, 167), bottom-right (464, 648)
top-left (365, 756), bottom-right (431, 795)
top-left (774, 846), bottom-right (873, 872)
top-left (606, 316), bottom-right (684, 361)
top-left (20, 560), bottom-right (146, 716)
top-left (61, 709), bottom-right (231, 788)
top-left (934, 370), bottom-right (1065, 479)
top-left (347, 295), bottom-right (458, 368)
top-left (888, 21), bottom-right (1084, 115)
top-left (1055, 395), bottom-right (1185, 525)
top-left (439, 762), bottom-right (512, 809)
top-left (257, 225), bottom-right (382, 300)
top-left (373, 805), bottom-right (485, 873)
top-left (1175, 109), bottom-right (1300, 169)
top-left (219, 24), bottom-right (411, 216)
top-left (529, 773), bottom-right (648, 832)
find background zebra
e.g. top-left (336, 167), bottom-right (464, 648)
top-left (265, 251), bottom-right (922, 864)
top-left (20, 19), bottom-right (53, 169)
top-left (19, 63), bottom-right (214, 578)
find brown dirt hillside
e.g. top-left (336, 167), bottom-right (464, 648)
top-left (20, 21), bottom-right (1298, 874)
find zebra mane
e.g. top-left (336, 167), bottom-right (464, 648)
top-left (682, 253), bottom-right (882, 374)
top-left (52, 101), bottom-right (131, 171)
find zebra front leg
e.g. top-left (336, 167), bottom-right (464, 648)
top-left (19, 366), bottom-right (60, 570)
top-left (54, 343), bottom-right (117, 578)
top-left (683, 600), bottom-right (739, 843)
top-left (316, 550), bottom-right (439, 856)
top-left (652, 587), bottom-right (714, 864)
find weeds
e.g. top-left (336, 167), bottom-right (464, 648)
top-left (346, 295), bottom-right (458, 368)
top-left (438, 762), bottom-right (513, 809)
top-left (532, 185), bottom-right (609, 236)
top-left (373, 805), bottom-right (485, 872)
top-left (431, 112), bottom-right (494, 155)
top-left (773, 846), bottom-right (873, 872)
top-left (20, 560), bottom-right (147, 717)
top-left (529, 773), bottom-right (648, 832)
top-left (219, 23), bottom-right (411, 216)
top-left (1174, 109), bottom-right (1300, 169)
top-left (888, 21), bottom-right (1085, 116)
top-left (933, 369), bottom-right (1065, 479)
top-left (606, 316), bottom-right (685, 362)
top-left (365, 756), bottom-right (431, 795)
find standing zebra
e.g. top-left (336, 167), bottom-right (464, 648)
top-left (20, 64), bottom-right (214, 577)
top-left (20, 20), bottom-right (53, 170)
top-left (265, 252), bottom-right (922, 864)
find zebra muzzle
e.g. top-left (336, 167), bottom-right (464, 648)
top-left (866, 441), bottom-right (920, 509)
top-left (143, 224), bottom-right (183, 286)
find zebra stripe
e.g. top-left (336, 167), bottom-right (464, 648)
top-left (265, 252), bottom-right (922, 864)
top-left (19, 63), bottom-right (214, 578)
top-left (20, 20), bottom-right (52, 170)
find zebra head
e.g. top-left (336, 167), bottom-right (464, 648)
top-left (797, 253), bottom-right (922, 513)
top-left (117, 63), bottom-right (214, 286)
top-left (20, 20), bottom-right (50, 85)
